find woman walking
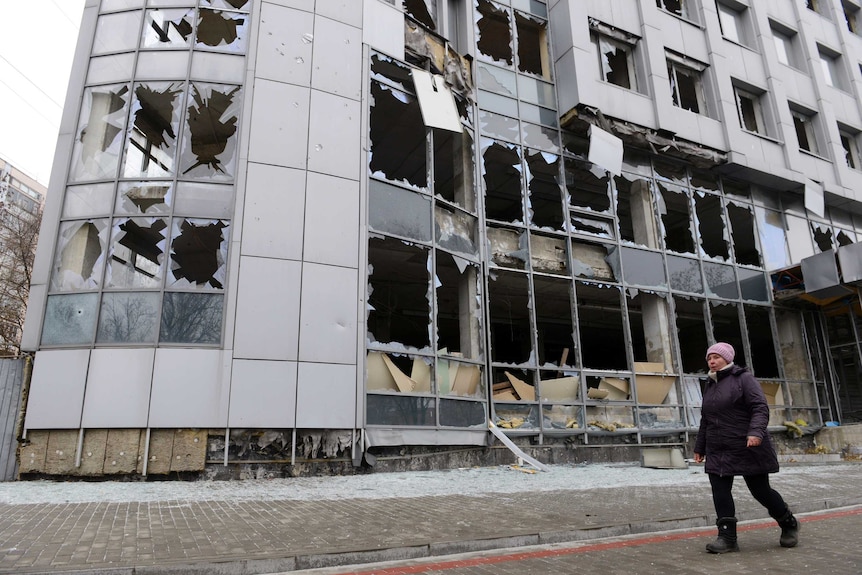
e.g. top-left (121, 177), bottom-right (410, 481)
top-left (693, 342), bottom-right (799, 553)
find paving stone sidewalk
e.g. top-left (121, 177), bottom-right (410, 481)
top-left (1, 462), bottom-right (860, 575)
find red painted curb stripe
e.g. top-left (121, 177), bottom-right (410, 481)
top-left (336, 507), bottom-right (862, 575)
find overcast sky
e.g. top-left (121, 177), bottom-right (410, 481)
top-left (0, 1), bottom-right (87, 187)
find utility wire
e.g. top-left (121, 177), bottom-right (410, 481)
top-left (0, 55), bottom-right (64, 111)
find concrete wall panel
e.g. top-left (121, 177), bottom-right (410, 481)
top-left (229, 359), bottom-right (298, 427)
top-left (81, 348), bottom-right (154, 428)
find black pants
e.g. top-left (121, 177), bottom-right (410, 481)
top-left (708, 473), bottom-right (788, 519)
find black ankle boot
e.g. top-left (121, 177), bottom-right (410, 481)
top-left (777, 510), bottom-right (799, 548)
top-left (706, 517), bottom-right (740, 553)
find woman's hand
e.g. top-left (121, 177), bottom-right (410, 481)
top-left (694, 453), bottom-right (704, 463)
top-left (746, 435), bottom-right (762, 447)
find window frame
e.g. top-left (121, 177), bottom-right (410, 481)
top-left (716, 0), bottom-right (753, 47)
top-left (590, 22), bottom-right (641, 92)
top-left (769, 21), bottom-right (803, 70)
top-left (843, 1), bottom-right (861, 34)
top-left (789, 104), bottom-right (820, 155)
top-left (839, 126), bottom-right (862, 169)
top-left (734, 85), bottom-right (766, 135)
top-left (667, 52), bottom-right (708, 115)
top-left (656, 0), bottom-right (695, 21)
top-left (818, 45), bottom-right (848, 90)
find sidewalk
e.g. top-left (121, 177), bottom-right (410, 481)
top-left (1, 461), bottom-right (860, 575)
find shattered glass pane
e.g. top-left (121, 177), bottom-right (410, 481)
top-left (440, 398), bottom-right (487, 427)
top-left (482, 139), bottom-right (524, 223)
top-left (492, 367), bottom-right (536, 405)
top-left (179, 82), bottom-right (241, 181)
top-left (637, 407), bottom-right (682, 428)
top-left (122, 82), bottom-right (184, 178)
top-left (476, 0), bottom-right (513, 66)
top-left (526, 150), bottom-right (563, 229)
top-left (566, 158), bottom-right (610, 213)
top-left (116, 182), bottom-right (172, 214)
top-left (368, 238), bottom-right (431, 350)
top-left (97, 292), bottom-right (160, 343)
top-left (726, 202), bottom-right (760, 266)
top-left (159, 292), bottom-right (223, 344)
top-left (106, 217), bottom-right (167, 288)
top-left (704, 262), bottom-right (738, 299)
top-left (690, 169), bottom-right (720, 193)
top-left (653, 158), bottom-right (687, 185)
top-left (710, 301), bottom-right (745, 366)
top-left (534, 276), bottom-right (575, 366)
top-left (41, 294), bottom-right (99, 346)
top-left (586, 405), bottom-right (635, 431)
top-left (745, 305), bottom-right (779, 378)
top-left (404, 0), bottom-right (436, 30)
top-left (371, 53), bottom-right (414, 93)
top-left (51, 220), bottom-right (109, 291)
top-left (598, 37), bottom-right (633, 89)
top-left (542, 404), bottom-right (582, 430)
top-left (721, 178), bottom-right (751, 199)
top-left (62, 184), bottom-right (115, 219)
top-left (488, 271), bottom-right (532, 363)
top-left (755, 207), bottom-right (789, 270)
top-left (666, 254), bottom-right (703, 293)
top-left (441, 360), bottom-right (484, 399)
top-left (673, 296), bottom-right (708, 373)
top-left (195, 9), bottom-right (248, 53)
top-left (619, 246), bottom-right (666, 288)
top-left (738, 268), bottom-right (769, 302)
top-left (658, 182), bottom-right (694, 254)
top-left (370, 82), bottom-right (428, 189)
top-left (70, 85), bottom-right (131, 182)
top-left (479, 110), bottom-right (520, 142)
top-left (614, 173), bottom-right (650, 246)
top-left (201, 0), bottom-right (252, 10)
top-left (435, 205), bottom-right (478, 255)
top-left (694, 192), bottom-right (729, 260)
top-left (142, 8), bottom-right (195, 49)
top-left (436, 253), bottom-right (482, 360)
top-left (785, 214), bottom-right (816, 262)
top-left (836, 228), bottom-right (856, 246)
top-left (570, 214), bottom-right (613, 238)
top-left (168, 218), bottom-right (229, 289)
top-left (811, 222), bottom-right (834, 252)
top-left (530, 233), bottom-right (568, 274)
top-left (512, 0), bottom-right (547, 18)
top-left (515, 11), bottom-right (547, 77)
top-left (93, 11), bottom-right (143, 55)
top-left (477, 62), bottom-right (517, 98)
top-left (488, 226), bottom-right (527, 269)
top-left (433, 128), bottom-right (475, 212)
top-left (174, 182), bottom-right (235, 218)
top-left (369, 180), bottom-right (432, 242)
top-left (367, 395), bottom-right (437, 426)
top-left (522, 121), bottom-right (560, 152)
top-left (572, 240), bottom-right (616, 281)
top-left (576, 282), bottom-right (627, 370)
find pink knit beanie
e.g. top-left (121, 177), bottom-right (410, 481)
top-left (706, 342), bottom-right (735, 363)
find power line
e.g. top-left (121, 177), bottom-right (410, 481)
top-left (0, 55), bottom-right (64, 111)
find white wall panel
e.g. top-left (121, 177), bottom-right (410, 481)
top-left (246, 80), bottom-right (310, 169)
top-left (303, 173), bottom-right (359, 268)
top-left (254, 3), bottom-right (314, 86)
top-left (362, 0), bottom-right (405, 61)
top-left (307, 90), bottom-right (362, 180)
top-left (24, 349), bottom-right (90, 430)
top-left (82, 348), bottom-right (154, 428)
top-left (295, 362), bottom-right (357, 428)
top-left (233, 256), bottom-right (302, 360)
top-left (149, 349), bottom-right (229, 428)
top-left (241, 163), bottom-right (306, 259)
top-left (311, 15), bottom-right (363, 100)
top-left (229, 359), bottom-right (298, 427)
top-left (316, 0), bottom-right (362, 29)
top-left (265, 0), bottom-right (314, 10)
top-left (298, 263), bottom-right (358, 364)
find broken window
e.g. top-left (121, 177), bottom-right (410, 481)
top-left (41, 294), bottom-right (99, 346)
top-left (530, 233), bottom-right (569, 274)
top-left (754, 206), bottom-right (789, 270)
top-left (844, 0), bottom-right (860, 34)
top-left (51, 220), bottom-right (109, 291)
top-left (488, 226), bottom-right (527, 269)
top-left (476, 0), bottom-right (513, 66)
top-left (436, 252), bottom-right (482, 360)
top-left (616, 246), bottom-right (666, 289)
top-left (482, 139), bottom-right (524, 223)
top-left (836, 228), bottom-right (856, 246)
top-left (367, 351), bottom-right (433, 395)
top-left (404, 0), bottom-right (437, 30)
top-left (738, 268), bottom-right (769, 302)
top-left (370, 81), bottom-right (427, 189)
top-left (70, 85), bottom-right (131, 182)
top-left (657, 183), bottom-right (695, 254)
top-left (811, 222), bottom-right (834, 252)
top-left (522, 121), bottom-right (560, 153)
top-left (734, 85), bottom-right (765, 135)
top-left (159, 292), bottom-right (224, 344)
top-left (570, 214), bottom-right (614, 239)
top-left (576, 282), bottom-right (627, 371)
top-left (704, 262), bottom-right (738, 299)
top-left (195, 9), bottom-right (248, 53)
top-left (710, 301), bottom-right (745, 366)
top-left (488, 271), bottom-right (532, 363)
top-left (566, 157), bottom-right (611, 213)
top-left (435, 205), bottom-right (478, 255)
top-left (434, 128), bottom-right (475, 211)
top-left (667, 54), bottom-right (706, 114)
top-left (515, 11), bottom-right (549, 78)
top-left (592, 31), bottom-right (638, 90)
top-left (839, 128), bottom-right (861, 169)
top-left (168, 218), bottom-right (229, 289)
top-left (123, 82), bottom-right (184, 178)
top-left (525, 150), bottom-right (563, 229)
top-left (791, 106), bottom-right (819, 154)
top-left (694, 192), bottom-right (729, 260)
top-left (106, 217), bottom-right (167, 288)
top-left (785, 214), bottom-right (816, 262)
top-left (726, 202), bottom-right (760, 266)
top-left (368, 238), bottom-right (432, 350)
top-left (179, 83), bottom-right (241, 180)
top-left (97, 292), bottom-right (160, 343)
top-left (615, 173), bottom-right (655, 248)
top-left (116, 182), bottom-right (171, 215)
top-left (656, 0), bottom-right (691, 19)
top-left (533, 276), bottom-right (576, 368)
top-left (142, 8), bottom-right (195, 49)
top-left (666, 254), bottom-right (703, 294)
top-left (370, 180), bottom-right (433, 242)
top-left (673, 296), bottom-right (709, 373)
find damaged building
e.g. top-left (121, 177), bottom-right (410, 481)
top-left (15, 0), bottom-right (862, 478)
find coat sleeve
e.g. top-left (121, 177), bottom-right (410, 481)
top-left (740, 371), bottom-right (770, 439)
top-left (694, 380), bottom-right (708, 453)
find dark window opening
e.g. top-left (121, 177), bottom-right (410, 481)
top-left (658, 183), bottom-right (695, 254)
top-left (668, 62), bottom-right (703, 113)
top-left (182, 83), bottom-right (241, 176)
top-left (735, 89), bottom-right (761, 133)
top-left (125, 83), bottom-right (182, 177)
top-left (525, 150), bottom-right (563, 229)
top-left (515, 12), bottom-right (547, 77)
top-left (436, 253), bottom-right (481, 359)
top-left (657, 0), bottom-right (686, 18)
top-left (566, 157), bottom-right (611, 213)
top-left (576, 282), bottom-right (627, 370)
top-left (404, 0), bottom-right (436, 30)
top-left (792, 112), bottom-right (815, 152)
top-left (477, 0), bottom-right (513, 66)
top-left (710, 301), bottom-right (746, 367)
top-left (534, 276), bottom-right (576, 367)
top-left (368, 238), bottom-right (431, 349)
top-left (434, 128), bottom-right (475, 211)
top-left (196, 9), bottom-right (246, 49)
top-left (170, 219), bottom-right (227, 289)
top-left (112, 218), bottom-right (167, 286)
top-left (615, 173), bottom-right (653, 247)
top-left (726, 203), bottom-right (760, 266)
top-left (674, 296), bottom-right (709, 373)
top-left (369, 81), bottom-right (427, 188)
top-left (695, 192), bottom-right (729, 259)
top-left (595, 34), bottom-right (635, 89)
top-left (482, 140), bottom-right (523, 222)
top-left (488, 271), bottom-right (532, 363)
top-left (837, 229), bottom-right (855, 246)
top-left (812, 223), bottom-right (834, 252)
top-left (488, 226), bottom-right (527, 270)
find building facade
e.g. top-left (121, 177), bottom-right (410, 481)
top-left (17, 0), bottom-right (862, 477)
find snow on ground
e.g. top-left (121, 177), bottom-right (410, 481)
top-left (0, 462), bottom-right (850, 505)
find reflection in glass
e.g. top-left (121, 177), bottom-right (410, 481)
top-left (440, 398), bottom-right (486, 427)
top-left (619, 246), bottom-right (666, 288)
top-left (755, 207), bottom-right (789, 270)
top-left (97, 292), bottom-right (159, 343)
top-left (369, 180), bottom-right (432, 242)
top-left (174, 182), bottom-right (234, 218)
top-left (667, 254), bottom-right (703, 293)
top-left (367, 394), bottom-right (436, 426)
top-left (51, 220), bottom-right (109, 291)
top-left (42, 293), bottom-right (99, 346)
top-left (738, 268), bottom-right (769, 302)
top-left (160, 292), bottom-right (223, 344)
top-left (704, 262), bottom-right (738, 299)
top-left (70, 85), bottom-right (132, 182)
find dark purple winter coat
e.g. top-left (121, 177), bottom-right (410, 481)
top-left (694, 364), bottom-right (779, 476)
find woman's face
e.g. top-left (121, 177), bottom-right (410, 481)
top-left (707, 353), bottom-right (728, 371)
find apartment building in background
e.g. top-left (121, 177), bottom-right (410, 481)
top-left (16, 0), bottom-right (862, 477)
